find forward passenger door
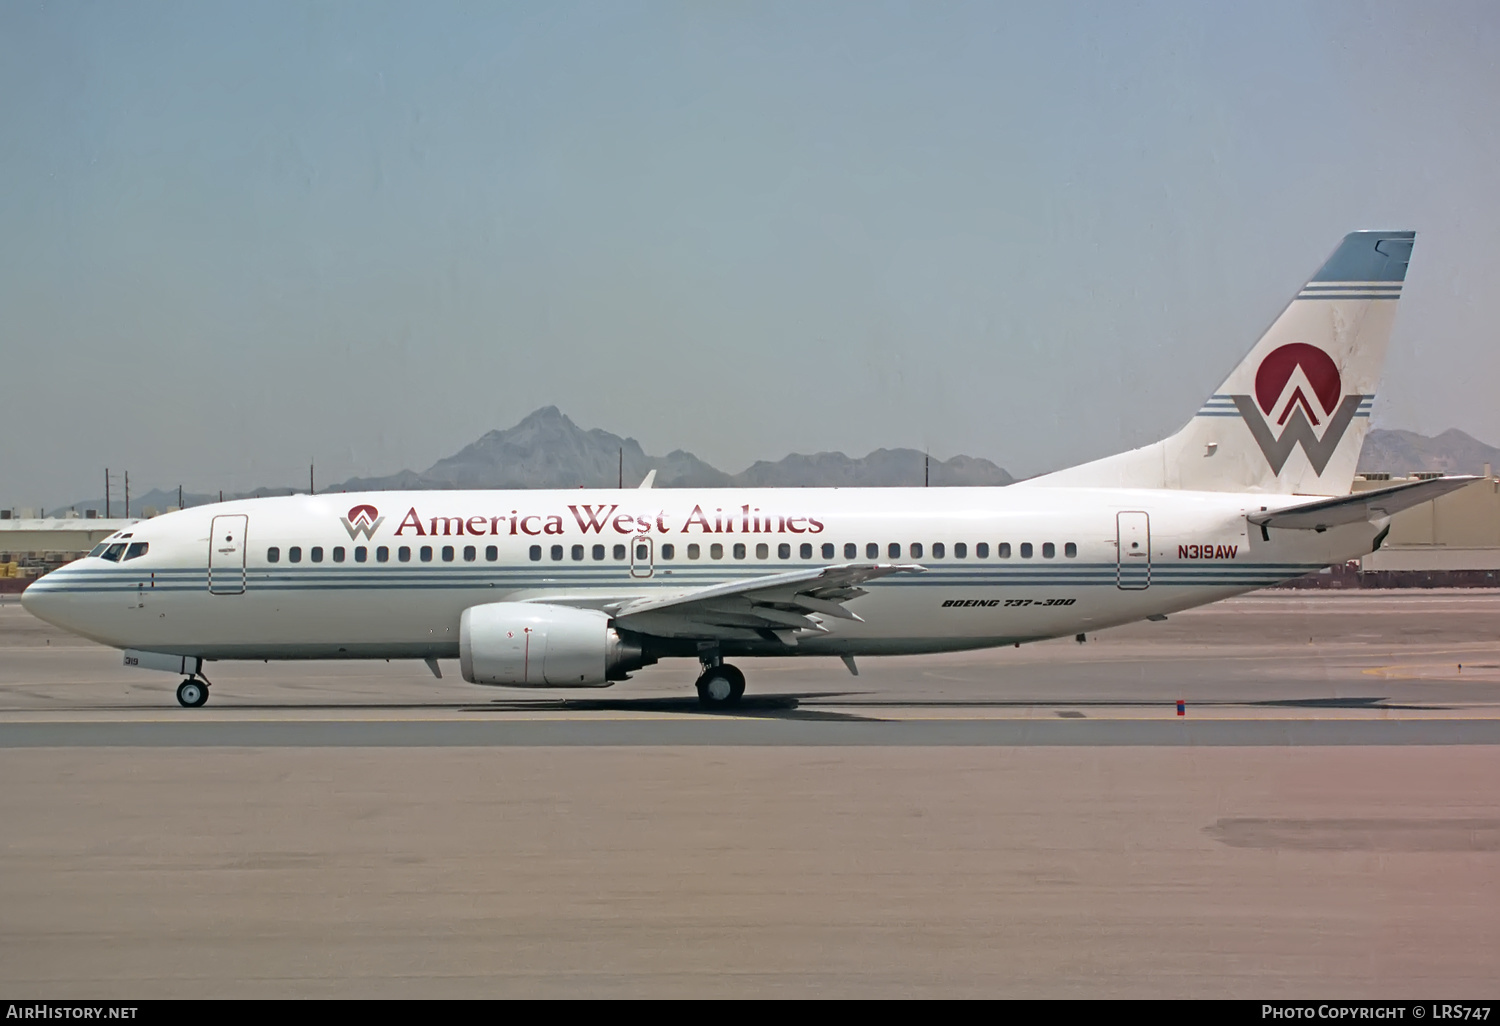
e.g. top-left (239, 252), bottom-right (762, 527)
top-left (209, 514), bottom-right (248, 595)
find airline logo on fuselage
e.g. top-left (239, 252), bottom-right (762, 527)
top-left (340, 504), bottom-right (385, 540)
top-left (1230, 343), bottom-right (1366, 476)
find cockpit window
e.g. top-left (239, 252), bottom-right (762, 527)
top-left (100, 543), bottom-right (127, 562)
top-left (88, 543), bottom-right (108, 558)
top-left (123, 542), bottom-right (149, 561)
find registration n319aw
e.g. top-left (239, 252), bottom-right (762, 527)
top-left (24, 231), bottom-right (1473, 708)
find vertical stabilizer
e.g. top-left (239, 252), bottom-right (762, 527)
top-left (1022, 231), bottom-right (1414, 494)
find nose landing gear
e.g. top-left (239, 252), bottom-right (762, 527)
top-left (176, 676), bottom-right (210, 708)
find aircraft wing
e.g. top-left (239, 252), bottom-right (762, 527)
top-left (1248, 476), bottom-right (1481, 531)
top-left (610, 563), bottom-right (925, 643)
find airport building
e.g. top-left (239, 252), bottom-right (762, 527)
top-left (0, 510), bottom-right (144, 592)
top-left (1353, 471), bottom-right (1500, 571)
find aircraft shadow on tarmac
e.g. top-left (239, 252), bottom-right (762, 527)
top-left (459, 693), bottom-right (880, 722)
top-left (454, 693), bottom-right (1455, 717)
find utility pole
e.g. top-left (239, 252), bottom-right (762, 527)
top-left (618, 448), bottom-right (623, 489)
top-left (178, 485), bottom-right (183, 510)
top-left (924, 451), bottom-right (930, 487)
top-left (124, 471), bottom-right (130, 519)
top-left (104, 468), bottom-right (110, 519)
top-left (310, 460), bottom-right (315, 495)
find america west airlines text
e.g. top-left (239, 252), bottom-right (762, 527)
top-left (392, 504), bottom-right (827, 538)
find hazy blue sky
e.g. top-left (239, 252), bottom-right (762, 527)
top-left (3, 1), bottom-right (1498, 505)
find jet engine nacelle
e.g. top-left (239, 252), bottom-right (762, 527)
top-left (459, 602), bottom-right (644, 687)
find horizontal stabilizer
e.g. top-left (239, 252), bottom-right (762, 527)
top-left (1248, 476), bottom-right (1480, 531)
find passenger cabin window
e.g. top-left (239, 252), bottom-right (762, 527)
top-left (464, 545), bottom-right (476, 562)
top-left (998, 543), bottom-right (1011, 558)
top-left (888, 543), bottom-right (901, 559)
top-left (710, 543), bottom-right (724, 560)
top-left (661, 544), bottom-right (675, 560)
top-left (529, 545), bottom-right (542, 561)
top-left (976, 542), bottom-right (989, 558)
top-left (844, 543), bottom-right (857, 559)
top-left (571, 545), bottom-right (584, 561)
top-left (355, 546), bottom-right (367, 563)
top-left (442, 546), bottom-right (455, 562)
top-left (1020, 543), bottom-right (1033, 558)
top-left (288, 546), bottom-right (302, 563)
top-left (777, 543), bottom-right (791, 559)
top-left (310, 546), bottom-right (323, 563)
top-left (932, 542), bottom-right (945, 558)
top-left (867, 543), bottom-right (879, 559)
top-left (420, 546), bottom-right (433, 563)
top-left (1042, 542), bottom-right (1055, 558)
top-left (635, 543), bottom-right (649, 561)
top-left (954, 542), bottom-right (967, 559)
top-left (377, 546), bottom-right (390, 563)
top-left (487, 545), bottom-right (499, 561)
top-left (1065, 542), bottom-right (1077, 558)
top-left (910, 542), bottom-right (923, 559)
top-left (399, 546), bottom-right (411, 563)
top-left (613, 544), bottom-right (627, 560)
top-left (756, 543), bottom-right (769, 559)
top-left (333, 547), bottom-right (345, 563)
top-left (733, 543), bottom-right (746, 559)
top-left (266, 547), bottom-right (280, 563)
top-left (687, 543), bottom-right (700, 560)
top-left (124, 542), bottom-right (149, 561)
top-left (551, 545), bottom-right (564, 561)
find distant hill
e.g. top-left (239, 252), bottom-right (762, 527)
top-left (49, 414), bottom-right (1496, 515)
top-left (1358, 428), bottom-right (1500, 477)
top-left (48, 406), bottom-right (1013, 511)
top-left (333, 407), bottom-right (1012, 490)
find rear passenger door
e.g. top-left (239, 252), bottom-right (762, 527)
top-left (1115, 512), bottom-right (1150, 590)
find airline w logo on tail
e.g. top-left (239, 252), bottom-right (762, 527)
top-left (340, 504), bottom-right (384, 540)
top-left (1231, 343), bottom-right (1366, 475)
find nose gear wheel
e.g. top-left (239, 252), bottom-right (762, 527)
top-left (176, 679), bottom-right (209, 708)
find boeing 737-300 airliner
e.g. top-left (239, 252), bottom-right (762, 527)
top-left (22, 231), bottom-right (1476, 708)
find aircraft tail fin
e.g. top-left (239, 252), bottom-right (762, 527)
top-left (1021, 231), bottom-right (1414, 495)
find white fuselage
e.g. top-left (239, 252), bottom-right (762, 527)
top-left (22, 486), bottom-right (1375, 666)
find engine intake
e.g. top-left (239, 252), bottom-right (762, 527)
top-left (459, 602), bottom-right (645, 687)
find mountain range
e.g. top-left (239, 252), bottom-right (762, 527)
top-left (43, 407), bottom-right (1500, 515)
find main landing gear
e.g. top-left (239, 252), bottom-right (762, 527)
top-left (176, 676), bottom-right (210, 708)
top-left (694, 660), bottom-right (745, 710)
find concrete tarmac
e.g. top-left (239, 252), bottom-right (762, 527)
top-left (2, 592), bottom-right (1499, 996)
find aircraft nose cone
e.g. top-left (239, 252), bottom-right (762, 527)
top-left (20, 573), bottom-right (71, 630)
top-left (20, 578), bottom-right (52, 620)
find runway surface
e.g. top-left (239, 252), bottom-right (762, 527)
top-left (3, 591), bottom-right (1499, 996)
